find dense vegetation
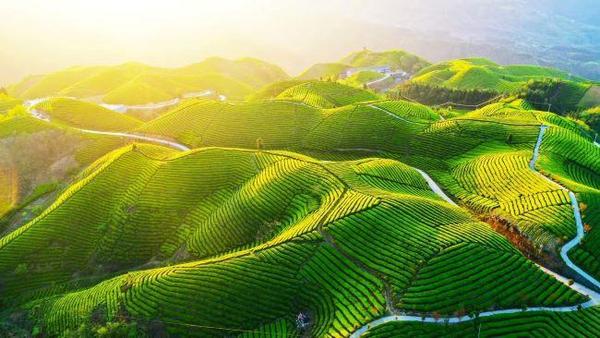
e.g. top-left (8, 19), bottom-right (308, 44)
top-left (1, 51), bottom-right (600, 337)
top-left (391, 83), bottom-right (500, 107)
top-left (515, 78), bottom-right (591, 115)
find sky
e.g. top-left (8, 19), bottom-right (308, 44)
top-left (0, 0), bottom-right (360, 85)
top-left (2, 0), bottom-right (599, 86)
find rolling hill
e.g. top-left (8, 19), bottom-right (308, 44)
top-left (410, 58), bottom-right (592, 95)
top-left (2, 52), bottom-right (600, 338)
top-left (0, 144), bottom-right (585, 336)
top-left (33, 98), bottom-right (142, 131)
top-left (7, 58), bottom-right (289, 105)
top-left (298, 49), bottom-right (430, 83)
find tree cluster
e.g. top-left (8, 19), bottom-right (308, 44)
top-left (515, 79), bottom-right (575, 115)
top-left (392, 83), bottom-right (499, 107)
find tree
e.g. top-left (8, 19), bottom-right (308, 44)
top-left (256, 138), bottom-right (264, 150)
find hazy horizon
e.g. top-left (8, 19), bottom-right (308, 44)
top-left (2, 0), bottom-right (600, 86)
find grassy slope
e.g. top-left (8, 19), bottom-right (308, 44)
top-left (0, 94), bottom-right (22, 114)
top-left (297, 49), bottom-right (430, 82)
top-left (340, 49), bottom-right (430, 73)
top-left (297, 63), bottom-right (351, 80)
top-left (34, 97), bottom-right (142, 131)
top-left (0, 145), bottom-right (583, 337)
top-left (139, 97), bottom-right (597, 253)
top-left (412, 58), bottom-right (591, 94)
top-left (276, 81), bottom-right (379, 108)
top-left (8, 58), bottom-right (289, 105)
top-left (341, 71), bottom-right (385, 87)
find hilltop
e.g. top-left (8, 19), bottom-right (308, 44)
top-left (7, 57), bottom-right (289, 105)
top-left (298, 49), bottom-right (429, 91)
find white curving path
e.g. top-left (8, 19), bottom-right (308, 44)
top-left (350, 124), bottom-right (600, 337)
top-left (100, 90), bottom-right (215, 113)
top-left (25, 100), bottom-right (190, 152)
top-left (414, 168), bottom-right (457, 206)
top-left (77, 129), bottom-right (190, 151)
top-left (529, 125), bottom-right (548, 170)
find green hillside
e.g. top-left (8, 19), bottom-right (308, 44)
top-left (248, 79), bottom-right (309, 100)
top-left (340, 49), bottom-right (430, 74)
top-left (34, 98), bottom-right (142, 131)
top-left (298, 49), bottom-right (430, 82)
top-left (0, 94), bottom-right (22, 114)
top-left (341, 71), bottom-right (386, 88)
top-left (7, 58), bottom-right (289, 104)
top-left (276, 81), bottom-right (379, 108)
top-left (411, 58), bottom-right (591, 94)
top-left (2, 52), bottom-right (600, 338)
top-left (297, 63), bottom-right (351, 80)
top-left (0, 145), bottom-right (584, 336)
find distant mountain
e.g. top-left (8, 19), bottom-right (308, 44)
top-left (298, 49), bottom-right (429, 81)
top-left (7, 58), bottom-right (289, 104)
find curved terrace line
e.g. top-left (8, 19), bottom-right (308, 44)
top-left (21, 96), bottom-right (600, 336)
top-left (350, 124), bottom-right (600, 337)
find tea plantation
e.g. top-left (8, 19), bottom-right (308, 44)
top-left (1, 52), bottom-right (600, 337)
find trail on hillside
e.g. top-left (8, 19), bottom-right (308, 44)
top-left (25, 101), bottom-right (190, 151)
top-left (413, 168), bottom-right (457, 206)
top-left (350, 124), bottom-right (600, 337)
top-left (21, 97), bottom-right (600, 336)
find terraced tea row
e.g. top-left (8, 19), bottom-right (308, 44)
top-left (34, 97), bottom-right (142, 131)
top-left (0, 143), bottom-right (585, 336)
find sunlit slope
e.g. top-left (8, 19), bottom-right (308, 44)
top-left (340, 49), bottom-right (430, 73)
top-left (298, 49), bottom-right (430, 81)
top-left (0, 145), bottom-right (583, 336)
top-left (141, 97), bottom-right (592, 251)
top-left (411, 58), bottom-right (591, 93)
top-left (138, 100), bottom-right (324, 148)
top-left (297, 63), bottom-right (351, 80)
top-left (7, 66), bottom-right (106, 99)
top-left (248, 79), bottom-right (308, 100)
top-left (34, 98), bottom-right (142, 131)
top-left (276, 81), bottom-right (379, 108)
top-left (0, 94), bottom-right (22, 114)
top-left (536, 126), bottom-right (600, 279)
top-left (421, 104), bottom-right (590, 249)
top-left (178, 57), bottom-right (290, 88)
top-left (341, 71), bottom-right (385, 87)
top-left (138, 98), bottom-right (436, 150)
top-left (7, 57), bottom-right (289, 104)
top-left (0, 107), bottom-right (140, 224)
